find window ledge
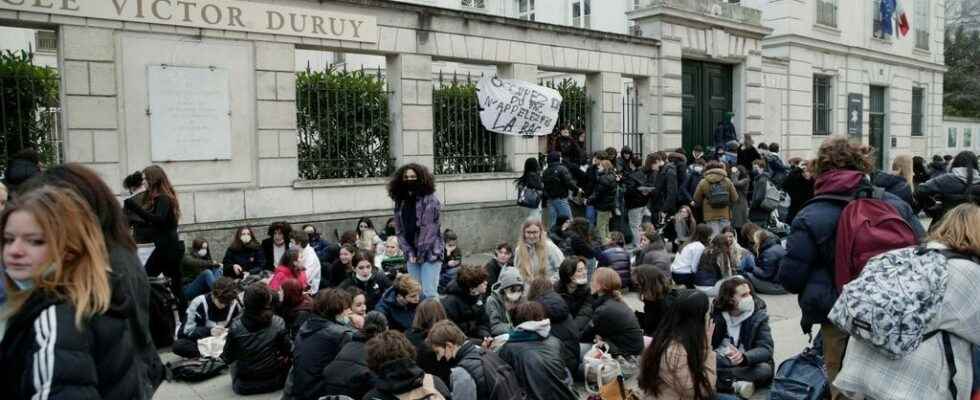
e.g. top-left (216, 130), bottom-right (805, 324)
top-left (813, 24), bottom-right (841, 36)
top-left (293, 171), bottom-right (521, 189)
top-left (871, 36), bottom-right (893, 45)
top-left (913, 47), bottom-right (931, 57)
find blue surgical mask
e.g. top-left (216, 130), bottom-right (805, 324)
top-left (4, 263), bottom-right (55, 291)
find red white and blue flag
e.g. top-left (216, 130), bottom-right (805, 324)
top-left (881, 0), bottom-right (910, 37)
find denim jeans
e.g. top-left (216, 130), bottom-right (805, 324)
top-left (183, 268), bottom-right (219, 301)
top-left (628, 207), bottom-right (645, 247)
top-left (586, 205), bottom-right (597, 227)
top-left (706, 219), bottom-right (731, 238)
top-left (548, 197), bottom-right (572, 229)
top-left (408, 260), bottom-right (442, 298)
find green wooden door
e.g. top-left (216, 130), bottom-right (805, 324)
top-left (869, 86), bottom-right (886, 169)
top-left (682, 60), bottom-right (733, 152)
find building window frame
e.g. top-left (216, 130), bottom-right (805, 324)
top-left (572, 0), bottom-right (591, 28)
top-left (872, 0), bottom-right (885, 39)
top-left (461, 0), bottom-right (486, 9)
top-left (911, 87), bottom-right (924, 136)
top-left (965, 128), bottom-right (973, 148)
top-left (35, 30), bottom-right (57, 53)
top-left (517, 0), bottom-right (535, 21)
top-left (813, 75), bottom-right (833, 135)
top-left (816, 0), bottom-right (838, 28)
top-left (948, 127), bottom-right (958, 149)
top-left (914, 0), bottom-right (930, 50)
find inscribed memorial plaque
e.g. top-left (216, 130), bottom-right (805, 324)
top-left (147, 65), bottom-right (232, 162)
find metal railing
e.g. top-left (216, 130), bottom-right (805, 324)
top-left (540, 78), bottom-right (591, 164)
top-left (816, 0), bottom-right (837, 27)
top-left (623, 85), bottom-right (643, 156)
top-left (296, 66), bottom-right (395, 180)
top-left (432, 71), bottom-right (507, 175)
top-left (0, 58), bottom-right (63, 168)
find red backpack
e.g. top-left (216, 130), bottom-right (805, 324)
top-left (808, 186), bottom-right (919, 290)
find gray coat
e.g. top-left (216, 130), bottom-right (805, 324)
top-left (485, 291), bottom-right (513, 337)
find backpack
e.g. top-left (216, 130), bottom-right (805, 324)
top-left (829, 246), bottom-right (978, 359)
top-left (542, 165), bottom-right (569, 199)
top-left (759, 178), bottom-right (785, 211)
top-left (516, 183), bottom-right (542, 208)
top-left (480, 349), bottom-right (526, 400)
top-left (707, 181), bottom-right (731, 208)
top-left (166, 357), bottom-right (227, 382)
top-left (148, 276), bottom-right (181, 348)
top-left (767, 347), bottom-right (828, 400)
top-left (806, 186), bottom-right (919, 290)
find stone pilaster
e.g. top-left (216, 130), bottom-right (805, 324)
top-left (387, 53), bottom-right (434, 169)
top-left (499, 63), bottom-right (541, 171)
top-left (255, 41), bottom-right (298, 187)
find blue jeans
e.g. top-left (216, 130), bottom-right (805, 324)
top-left (408, 260), bottom-right (442, 298)
top-left (183, 268), bottom-right (219, 300)
top-left (548, 197), bottom-right (571, 228)
top-left (586, 205), bottom-right (597, 227)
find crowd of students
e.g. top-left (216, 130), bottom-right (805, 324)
top-left (2, 133), bottom-right (980, 400)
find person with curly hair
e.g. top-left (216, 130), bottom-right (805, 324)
top-left (261, 221), bottom-right (293, 272)
top-left (388, 164), bottom-right (444, 298)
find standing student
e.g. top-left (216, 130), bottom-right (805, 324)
top-left (710, 277), bottom-right (774, 399)
top-left (625, 157), bottom-right (652, 247)
top-left (589, 159), bottom-right (619, 240)
top-left (222, 282), bottom-right (292, 395)
top-left (389, 163), bottom-right (444, 299)
top-left (124, 165), bottom-right (182, 301)
top-left (261, 222), bottom-right (293, 272)
top-left (0, 187), bottom-right (142, 400)
top-left (694, 161), bottom-right (738, 237)
top-left (670, 224), bottom-right (713, 288)
top-left (516, 157), bottom-right (546, 220)
top-left (542, 151), bottom-right (578, 230)
top-left (222, 227), bottom-right (266, 275)
top-left (730, 165), bottom-right (751, 230)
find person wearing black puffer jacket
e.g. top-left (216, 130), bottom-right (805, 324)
top-left (915, 150), bottom-right (980, 229)
top-left (872, 169), bottom-right (914, 207)
top-left (528, 278), bottom-right (582, 380)
top-left (651, 153), bottom-right (679, 220)
top-left (363, 331), bottom-right (452, 400)
top-left (589, 159), bottom-right (619, 240)
top-left (222, 283), bottom-right (291, 395)
top-left (555, 257), bottom-right (594, 334)
top-left (710, 277), bottom-right (775, 398)
top-left (583, 268), bottom-right (644, 358)
top-left (322, 311), bottom-right (389, 399)
top-left (339, 251), bottom-right (390, 311)
top-left (543, 151), bottom-right (578, 229)
top-left (596, 231), bottom-right (632, 289)
top-left (440, 265), bottom-right (491, 339)
top-left (286, 288), bottom-right (356, 400)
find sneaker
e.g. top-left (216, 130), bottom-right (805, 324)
top-left (732, 381), bottom-right (755, 399)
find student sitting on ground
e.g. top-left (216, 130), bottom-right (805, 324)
top-left (339, 251), bottom-right (390, 311)
top-left (440, 264), bottom-right (491, 339)
top-left (583, 267), bottom-right (645, 358)
top-left (375, 274), bottom-right (425, 332)
top-left (427, 320), bottom-right (524, 400)
top-left (670, 224), bottom-right (713, 289)
top-left (527, 277), bottom-right (583, 380)
top-left (555, 256), bottom-right (594, 335)
top-left (379, 236), bottom-right (407, 281)
top-left (362, 331), bottom-right (453, 400)
top-left (173, 277), bottom-right (241, 359)
top-left (439, 229), bottom-right (463, 293)
top-left (222, 282), bottom-right (292, 395)
top-left (744, 230), bottom-right (787, 295)
top-left (182, 238), bottom-right (223, 300)
top-left (695, 234), bottom-right (738, 297)
top-left (597, 231), bottom-right (633, 289)
top-left (287, 288), bottom-right (356, 400)
top-left (268, 248), bottom-right (308, 292)
top-left (634, 265), bottom-right (674, 337)
top-left (484, 241), bottom-right (514, 287)
top-left (486, 267), bottom-right (526, 336)
top-left (498, 302), bottom-right (578, 400)
top-left (710, 276), bottom-right (774, 399)
top-left (321, 311), bottom-right (389, 399)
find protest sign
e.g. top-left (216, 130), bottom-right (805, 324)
top-left (477, 76), bottom-right (563, 136)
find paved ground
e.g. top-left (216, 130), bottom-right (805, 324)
top-left (155, 254), bottom-right (809, 400)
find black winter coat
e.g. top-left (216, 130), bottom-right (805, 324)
top-left (498, 334), bottom-right (577, 400)
top-left (543, 162), bottom-right (578, 199)
top-left (452, 341), bottom-right (493, 400)
top-left (322, 335), bottom-right (374, 399)
top-left (872, 170), bottom-right (914, 206)
top-left (533, 290), bottom-right (582, 377)
top-left (915, 167), bottom-right (980, 226)
top-left (361, 359), bottom-right (452, 400)
top-left (585, 295), bottom-right (644, 357)
top-left (711, 297), bottom-right (774, 369)
top-left (559, 231), bottom-right (598, 259)
top-left (440, 281), bottom-right (491, 339)
top-left (589, 170), bottom-right (618, 211)
top-left (222, 243), bottom-right (266, 275)
top-left (484, 258), bottom-right (512, 288)
top-left (222, 315), bottom-right (291, 394)
top-left (289, 316), bottom-right (356, 400)
top-left (737, 146), bottom-right (762, 174)
top-left (782, 167), bottom-right (814, 224)
top-left (652, 163), bottom-right (679, 215)
top-left (556, 283), bottom-right (594, 334)
top-left (406, 328), bottom-right (452, 387)
top-left (124, 195), bottom-right (180, 277)
top-left (624, 168), bottom-right (650, 210)
top-left (339, 270), bottom-right (391, 311)
top-left (109, 244), bottom-right (164, 397)
top-left (749, 172), bottom-right (773, 225)
top-left (0, 286), bottom-right (141, 400)
top-left (597, 246), bottom-right (632, 288)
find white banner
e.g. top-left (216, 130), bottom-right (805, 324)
top-left (477, 76), bottom-right (562, 136)
top-left (0, 0), bottom-right (377, 43)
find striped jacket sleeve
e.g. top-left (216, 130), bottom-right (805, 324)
top-left (30, 304), bottom-right (101, 400)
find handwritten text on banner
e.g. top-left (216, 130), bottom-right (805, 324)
top-left (477, 76), bottom-right (563, 137)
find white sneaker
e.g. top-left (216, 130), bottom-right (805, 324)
top-left (732, 381), bottom-right (755, 399)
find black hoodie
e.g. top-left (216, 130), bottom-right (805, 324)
top-left (439, 280), bottom-right (490, 339)
top-left (361, 359), bottom-right (452, 400)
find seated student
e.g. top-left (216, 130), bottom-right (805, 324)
top-left (484, 241), bottom-right (514, 287)
top-left (182, 238), bottom-right (223, 300)
top-left (634, 265), bottom-right (674, 337)
top-left (584, 268), bottom-right (645, 358)
top-left (379, 236), bottom-right (407, 281)
top-left (287, 288), bottom-right (356, 400)
top-left (405, 299), bottom-right (452, 389)
top-left (173, 277), bottom-right (241, 359)
top-left (670, 224), bottom-right (713, 288)
top-left (268, 248), bottom-right (308, 292)
top-left (439, 229), bottom-right (463, 293)
top-left (292, 231), bottom-right (322, 291)
top-left (527, 277), bottom-right (582, 381)
top-left (440, 264), bottom-right (491, 339)
top-left (636, 231), bottom-right (672, 277)
top-left (301, 224), bottom-right (331, 265)
top-left (325, 244), bottom-right (357, 290)
top-left (428, 320), bottom-right (524, 400)
top-left (638, 290), bottom-right (727, 400)
top-left (695, 235), bottom-right (738, 297)
top-left (346, 287), bottom-right (367, 330)
top-left (555, 256), bottom-right (594, 335)
top-left (549, 215), bottom-right (571, 245)
top-left (485, 267), bottom-right (526, 336)
top-left (339, 251), bottom-right (390, 311)
top-left (222, 282), bottom-right (292, 395)
top-left (375, 274), bottom-right (425, 332)
top-left (355, 217), bottom-right (384, 255)
top-left (597, 231), bottom-right (633, 289)
top-left (322, 311), bottom-right (389, 399)
top-left (710, 277), bottom-right (774, 399)
top-left (274, 278), bottom-right (313, 340)
top-left (723, 227), bottom-right (756, 276)
top-left (498, 302), bottom-right (578, 400)
top-left (262, 222), bottom-right (293, 272)
top-left (222, 226), bottom-right (266, 275)
top-left (363, 331), bottom-right (453, 400)
top-left (745, 230), bottom-right (787, 295)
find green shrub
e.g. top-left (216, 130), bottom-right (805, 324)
top-left (433, 80), bottom-right (506, 175)
top-left (0, 50), bottom-right (60, 165)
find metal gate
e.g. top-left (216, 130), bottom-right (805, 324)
top-left (623, 83), bottom-right (643, 156)
top-left (0, 51), bottom-right (63, 168)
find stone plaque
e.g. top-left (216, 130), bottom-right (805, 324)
top-left (147, 65), bottom-right (232, 162)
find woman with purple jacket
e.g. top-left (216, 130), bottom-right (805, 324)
top-left (388, 163), bottom-right (444, 298)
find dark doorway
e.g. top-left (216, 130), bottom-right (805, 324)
top-left (869, 86), bottom-right (886, 169)
top-left (682, 60), bottom-right (733, 152)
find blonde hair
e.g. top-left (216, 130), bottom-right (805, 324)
top-left (928, 203), bottom-right (980, 258)
top-left (515, 219), bottom-right (549, 281)
top-left (2, 186), bottom-right (112, 328)
top-left (891, 154), bottom-right (914, 188)
top-left (592, 267), bottom-right (623, 302)
top-left (384, 236), bottom-right (402, 256)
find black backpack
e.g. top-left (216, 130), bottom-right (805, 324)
top-left (480, 350), bottom-right (525, 400)
top-left (147, 276), bottom-right (181, 348)
top-left (707, 181), bottom-right (731, 208)
top-left (166, 357), bottom-right (227, 382)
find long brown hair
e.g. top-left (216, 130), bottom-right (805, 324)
top-left (592, 267), bottom-right (624, 302)
top-left (2, 186), bottom-right (112, 328)
top-left (515, 219), bottom-right (550, 282)
top-left (411, 298), bottom-right (447, 332)
top-left (141, 165), bottom-right (181, 220)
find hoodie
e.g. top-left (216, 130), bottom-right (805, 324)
top-left (509, 319), bottom-right (552, 342)
top-left (498, 320), bottom-right (577, 400)
top-left (916, 167), bottom-right (980, 226)
top-left (694, 168), bottom-right (739, 222)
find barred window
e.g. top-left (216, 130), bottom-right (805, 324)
top-left (813, 75), bottom-right (832, 135)
top-left (948, 128), bottom-right (958, 148)
top-left (462, 0), bottom-right (486, 9)
top-left (433, 72), bottom-right (506, 175)
top-left (817, 0), bottom-right (838, 27)
top-left (872, 0), bottom-right (884, 38)
top-left (914, 0), bottom-right (930, 49)
top-left (911, 87), bottom-right (924, 136)
top-left (517, 0), bottom-right (535, 21)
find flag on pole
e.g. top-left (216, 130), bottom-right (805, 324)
top-left (880, 0), bottom-right (896, 36)
top-left (894, 0), bottom-right (910, 37)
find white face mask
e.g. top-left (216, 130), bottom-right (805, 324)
top-left (196, 249), bottom-right (207, 257)
top-left (574, 277), bottom-right (588, 285)
top-left (737, 296), bottom-right (755, 314)
top-left (356, 272), bottom-right (372, 282)
top-left (240, 234), bottom-right (252, 244)
top-left (506, 291), bottom-right (522, 302)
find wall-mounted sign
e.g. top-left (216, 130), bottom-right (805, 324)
top-left (477, 76), bottom-right (562, 136)
top-left (0, 0), bottom-right (377, 43)
top-left (847, 93), bottom-right (863, 137)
